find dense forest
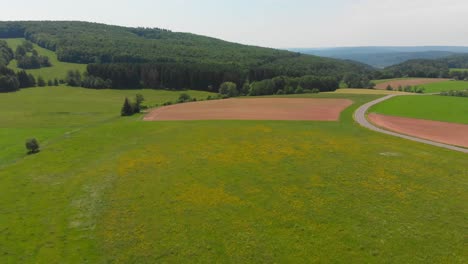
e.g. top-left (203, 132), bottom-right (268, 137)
top-left (380, 59), bottom-right (450, 79)
top-left (0, 21), bottom-right (374, 92)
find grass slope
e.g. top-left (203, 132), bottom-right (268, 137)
top-left (0, 87), bottom-right (214, 167)
top-left (3, 38), bottom-right (87, 81)
top-left (0, 89), bottom-right (466, 263)
top-left (369, 95), bottom-right (468, 124)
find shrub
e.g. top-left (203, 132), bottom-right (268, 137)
top-left (386, 85), bottom-right (393, 91)
top-left (219, 82), bottom-right (238, 97)
top-left (178, 93), bottom-right (191, 103)
top-left (311, 88), bottom-right (320, 94)
top-left (133, 94), bottom-right (145, 113)
top-left (25, 138), bottom-right (40, 154)
top-left (37, 76), bottom-right (46, 87)
top-left (295, 86), bottom-right (304, 94)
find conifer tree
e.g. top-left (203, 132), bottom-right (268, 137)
top-left (121, 97), bottom-right (134, 116)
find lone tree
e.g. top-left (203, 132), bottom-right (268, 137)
top-left (25, 138), bottom-right (40, 154)
top-left (121, 97), bottom-right (134, 116)
top-left (133, 94), bottom-right (145, 113)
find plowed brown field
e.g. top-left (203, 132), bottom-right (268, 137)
top-left (144, 98), bottom-right (353, 121)
top-left (375, 78), bottom-right (449, 90)
top-left (368, 113), bottom-right (468, 148)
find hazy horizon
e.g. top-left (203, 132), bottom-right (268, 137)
top-left (3, 0), bottom-right (468, 49)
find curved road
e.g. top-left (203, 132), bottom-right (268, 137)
top-left (354, 95), bottom-right (468, 154)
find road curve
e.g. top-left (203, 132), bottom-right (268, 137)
top-left (354, 95), bottom-right (468, 154)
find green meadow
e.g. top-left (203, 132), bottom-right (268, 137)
top-left (0, 87), bottom-right (466, 263)
top-left (3, 38), bottom-right (87, 81)
top-left (0, 87), bottom-right (214, 167)
top-left (369, 95), bottom-right (468, 124)
top-left (416, 80), bottom-right (468, 93)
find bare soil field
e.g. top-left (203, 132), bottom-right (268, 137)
top-left (375, 78), bottom-right (450, 90)
top-left (368, 113), bottom-right (468, 148)
top-left (144, 98), bottom-right (353, 121)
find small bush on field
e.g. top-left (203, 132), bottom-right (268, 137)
top-left (295, 86), bottom-right (304, 94)
top-left (312, 88), bottom-right (320, 94)
top-left (25, 138), bottom-right (40, 154)
top-left (386, 85), bottom-right (393, 91)
top-left (178, 93), bottom-right (192, 103)
top-left (440, 90), bottom-right (468, 97)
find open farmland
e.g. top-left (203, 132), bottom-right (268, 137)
top-left (144, 98), bottom-right (353, 121)
top-left (368, 113), bottom-right (468, 148)
top-left (0, 88), bottom-right (466, 263)
top-left (369, 95), bottom-right (468, 124)
top-left (414, 80), bottom-right (468, 93)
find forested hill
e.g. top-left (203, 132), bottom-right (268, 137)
top-left (292, 47), bottom-right (468, 68)
top-left (380, 54), bottom-right (468, 79)
top-left (0, 21), bottom-right (373, 88)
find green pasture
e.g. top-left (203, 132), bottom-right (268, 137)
top-left (417, 81), bottom-right (468, 93)
top-left (369, 95), bottom-right (468, 124)
top-left (0, 87), bottom-right (214, 167)
top-left (3, 38), bottom-right (87, 81)
top-left (0, 88), bottom-right (466, 263)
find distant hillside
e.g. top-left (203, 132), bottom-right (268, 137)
top-left (380, 54), bottom-right (468, 79)
top-left (0, 21), bottom-right (375, 91)
top-left (292, 46), bottom-right (468, 68)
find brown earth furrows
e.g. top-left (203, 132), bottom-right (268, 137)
top-left (144, 98), bottom-right (353, 121)
top-left (368, 113), bottom-right (468, 148)
top-left (375, 78), bottom-right (450, 90)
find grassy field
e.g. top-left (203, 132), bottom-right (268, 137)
top-left (449, 68), bottom-right (468, 72)
top-left (372, 77), bottom-right (414, 84)
top-left (416, 80), bottom-right (468, 93)
top-left (3, 38), bottom-right (87, 81)
top-left (0, 87), bottom-right (214, 167)
top-left (369, 95), bottom-right (468, 124)
top-left (0, 88), bottom-right (467, 263)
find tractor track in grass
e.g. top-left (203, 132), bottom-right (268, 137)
top-left (354, 94), bottom-right (468, 153)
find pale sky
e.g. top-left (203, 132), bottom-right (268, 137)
top-left (2, 0), bottom-right (468, 48)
